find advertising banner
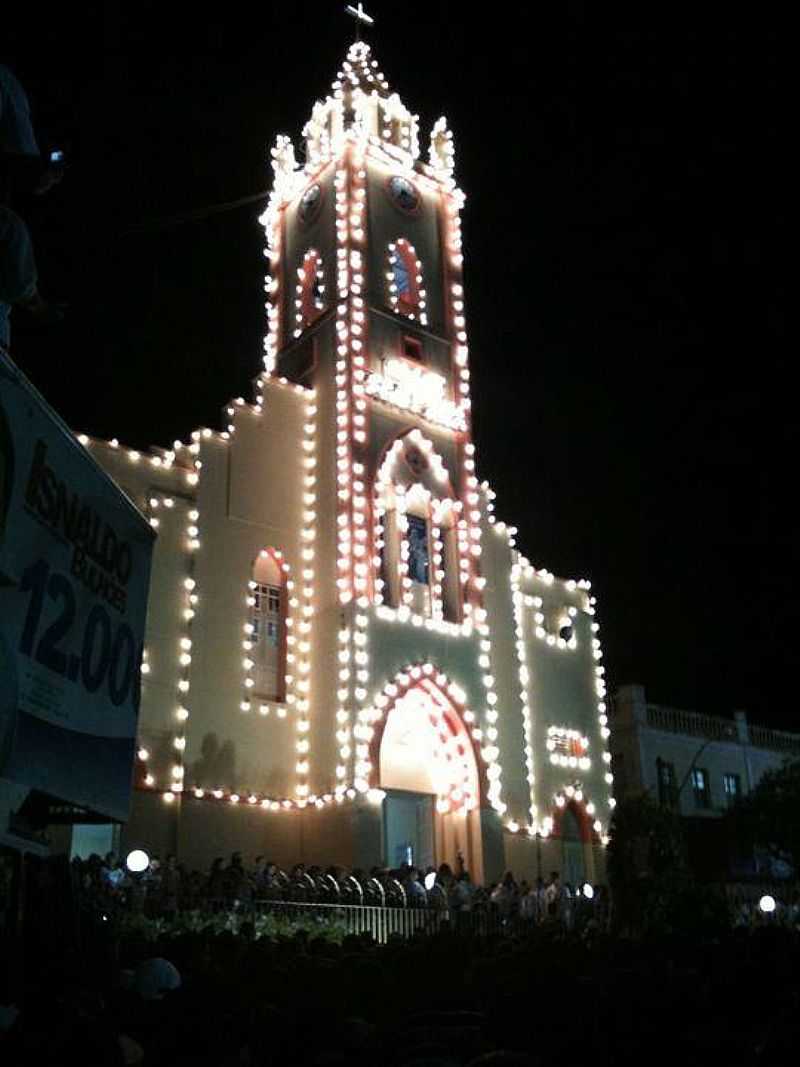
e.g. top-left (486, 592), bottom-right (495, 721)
top-left (0, 352), bottom-right (155, 821)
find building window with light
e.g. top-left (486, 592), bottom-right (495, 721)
top-left (250, 551), bottom-right (286, 702)
top-left (294, 249), bottom-right (326, 336)
top-left (691, 767), bottom-right (711, 810)
top-left (723, 772), bottom-right (741, 807)
top-left (386, 239), bottom-right (427, 323)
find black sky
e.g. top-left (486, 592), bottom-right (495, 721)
top-left (5, 5), bottom-right (792, 727)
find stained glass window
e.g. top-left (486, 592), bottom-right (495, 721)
top-left (407, 515), bottom-right (429, 585)
top-left (298, 250), bottom-right (325, 333)
top-left (387, 240), bottom-right (423, 321)
top-left (388, 175), bottom-right (420, 213)
top-left (392, 256), bottom-right (411, 302)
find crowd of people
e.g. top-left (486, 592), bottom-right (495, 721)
top-left (1, 849), bottom-right (797, 1065)
top-left (72, 850), bottom-right (611, 930)
top-left (3, 884), bottom-right (799, 1065)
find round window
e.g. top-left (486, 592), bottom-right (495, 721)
top-left (387, 175), bottom-right (420, 213)
top-left (298, 183), bottom-right (322, 225)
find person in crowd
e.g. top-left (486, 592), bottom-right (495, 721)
top-left (534, 876), bottom-right (547, 923)
top-left (491, 870), bottom-right (519, 918)
top-left (562, 882), bottom-right (575, 931)
top-left (132, 957), bottom-right (182, 1001)
top-left (427, 862), bottom-right (453, 909)
top-left (544, 871), bottom-right (562, 921)
top-left (403, 866), bottom-right (428, 907)
top-left (451, 870), bottom-right (475, 913)
top-left (519, 880), bottom-right (538, 921)
top-left (207, 857), bottom-right (226, 904)
top-left (251, 855), bottom-right (268, 895)
top-left (100, 852), bottom-right (125, 893)
top-left (143, 854), bottom-right (161, 888)
top-left (158, 854), bottom-right (181, 918)
top-left (222, 851), bottom-right (249, 905)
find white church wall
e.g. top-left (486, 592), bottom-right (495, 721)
top-left (522, 578), bottom-right (611, 837)
top-left (85, 441), bottom-right (197, 804)
top-left (304, 332), bottom-right (343, 797)
top-left (185, 387), bottom-right (306, 799)
top-left (136, 494), bottom-right (196, 793)
top-left (367, 613), bottom-right (486, 711)
top-left (480, 520), bottom-right (532, 827)
top-left (86, 441), bottom-right (198, 509)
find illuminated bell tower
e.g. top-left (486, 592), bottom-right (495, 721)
top-left (260, 40), bottom-right (512, 873)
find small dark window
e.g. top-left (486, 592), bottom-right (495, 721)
top-left (402, 336), bottom-right (423, 361)
top-left (559, 624), bottom-right (573, 642)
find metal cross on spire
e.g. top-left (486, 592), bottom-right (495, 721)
top-left (345, 3), bottom-right (374, 40)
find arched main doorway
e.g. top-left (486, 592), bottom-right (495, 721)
top-left (370, 668), bottom-right (484, 878)
top-left (546, 793), bottom-right (597, 887)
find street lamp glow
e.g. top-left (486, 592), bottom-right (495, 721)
top-left (582, 883), bottom-right (595, 899)
top-left (759, 894), bottom-right (776, 914)
top-left (424, 871), bottom-right (436, 891)
top-left (126, 849), bottom-right (150, 873)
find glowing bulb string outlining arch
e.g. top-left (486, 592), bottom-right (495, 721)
top-left (294, 249), bottom-right (327, 337)
top-left (538, 786), bottom-right (604, 844)
top-left (359, 662), bottom-right (489, 815)
top-left (386, 238), bottom-right (427, 324)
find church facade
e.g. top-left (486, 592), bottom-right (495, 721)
top-left (85, 42), bottom-right (614, 885)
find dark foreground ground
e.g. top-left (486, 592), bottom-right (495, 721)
top-left (1, 912), bottom-right (798, 1067)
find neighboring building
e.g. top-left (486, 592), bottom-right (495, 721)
top-left (74, 40), bottom-right (614, 885)
top-left (610, 684), bottom-right (800, 817)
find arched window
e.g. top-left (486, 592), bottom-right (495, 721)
top-left (386, 239), bottom-right (427, 325)
top-left (374, 432), bottom-right (461, 622)
top-left (294, 250), bottom-right (326, 337)
top-left (248, 549), bottom-right (287, 702)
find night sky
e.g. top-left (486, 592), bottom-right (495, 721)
top-left (5, 6), bottom-right (791, 728)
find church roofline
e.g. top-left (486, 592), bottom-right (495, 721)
top-left (73, 373), bottom-right (313, 477)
